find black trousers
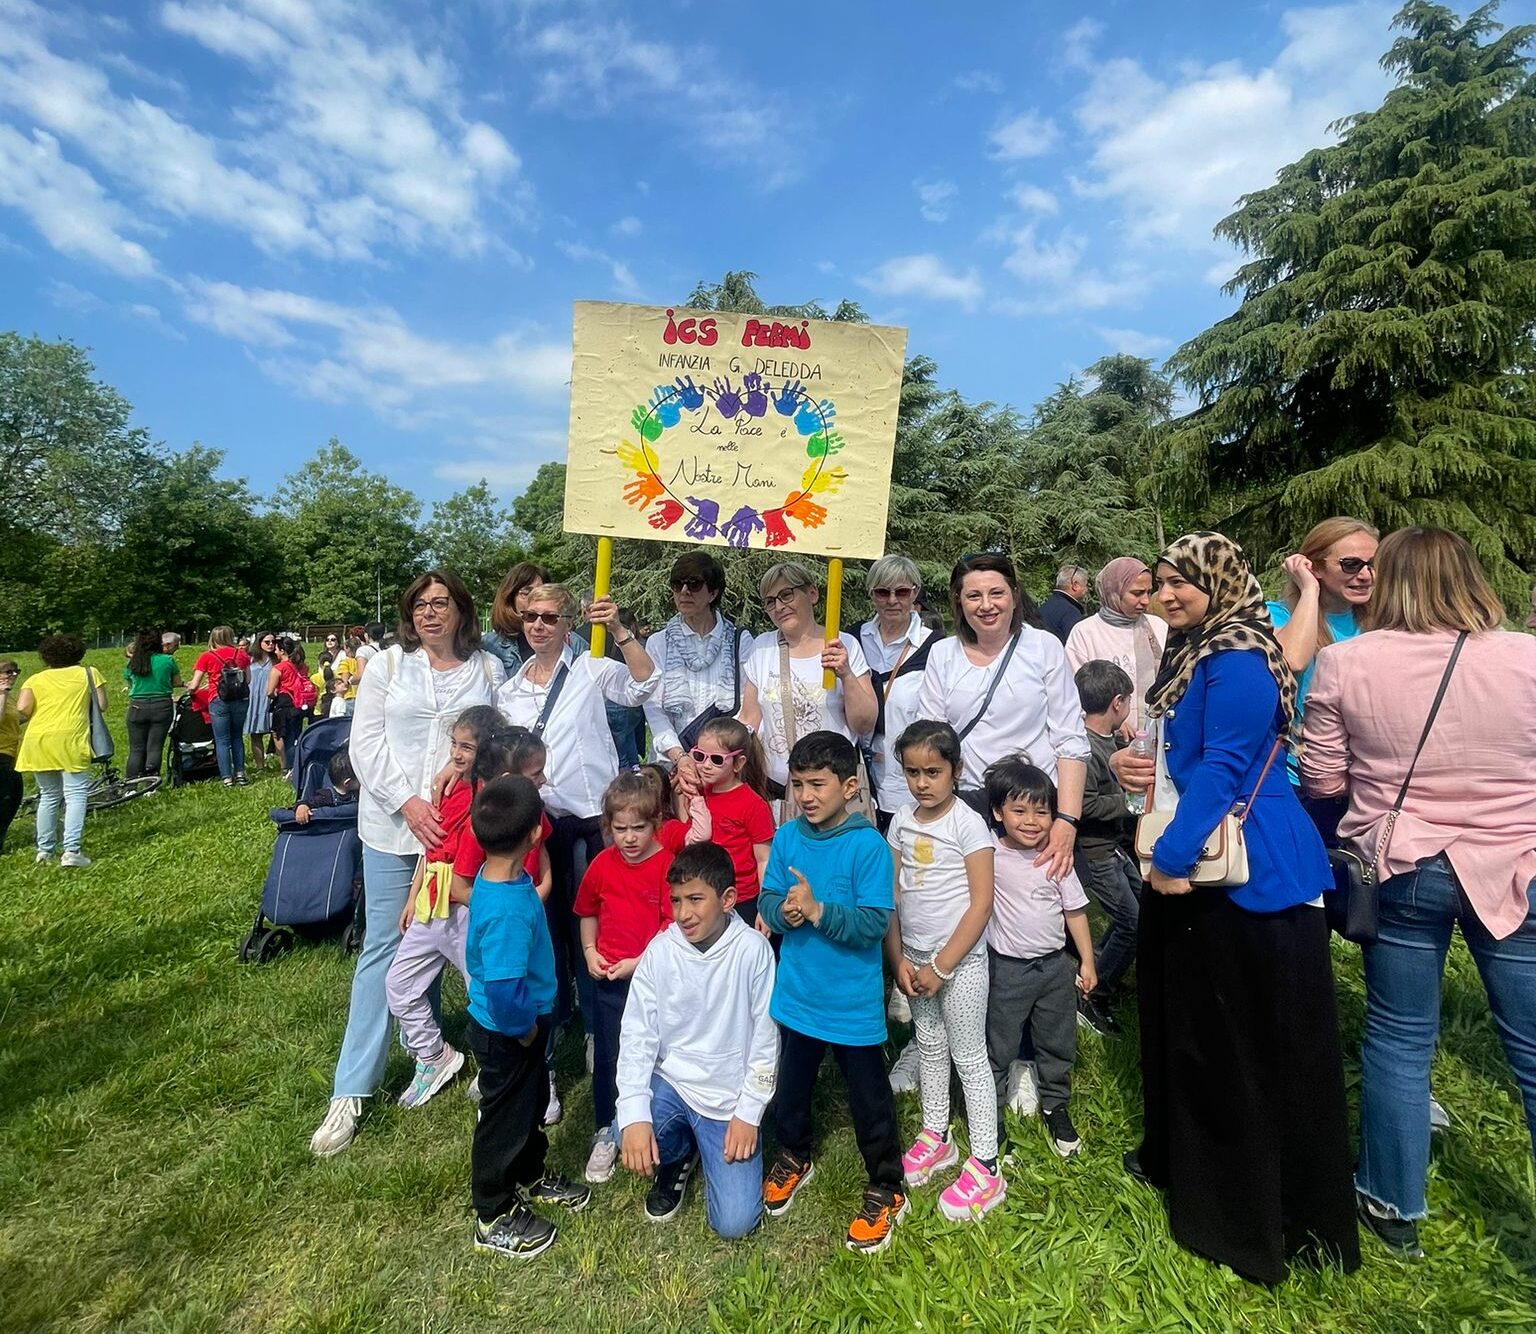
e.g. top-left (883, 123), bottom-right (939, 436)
top-left (590, 976), bottom-right (630, 1130)
top-left (773, 1025), bottom-right (902, 1190)
top-left (125, 695), bottom-right (173, 779)
top-left (467, 1014), bottom-right (551, 1222)
top-left (547, 814), bottom-right (603, 1030)
top-left (0, 753), bottom-right (21, 851)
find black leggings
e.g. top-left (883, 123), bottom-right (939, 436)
top-left (0, 753), bottom-right (21, 851)
top-left (546, 814), bottom-right (604, 1033)
top-left (125, 695), bottom-right (173, 779)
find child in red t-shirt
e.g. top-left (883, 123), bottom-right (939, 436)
top-left (688, 718), bottom-right (776, 931)
top-left (576, 771), bottom-right (708, 1185)
top-left (450, 726), bottom-right (553, 902)
top-left (384, 705), bottom-right (505, 1112)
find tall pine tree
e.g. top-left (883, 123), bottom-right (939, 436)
top-left (1161, 2), bottom-right (1536, 600)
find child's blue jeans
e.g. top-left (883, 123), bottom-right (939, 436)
top-left (649, 1074), bottom-right (762, 1239)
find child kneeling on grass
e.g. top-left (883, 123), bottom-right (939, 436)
top-left (984, 757), bottom-right (1096, 1160)
top-left (466, 775), bottom-right (590, 1262)
top-left (616, 843), bottom-right (779, 1236)
top-left (757, 730), bottom-right (907, 1255)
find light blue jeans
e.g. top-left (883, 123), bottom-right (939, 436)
top-left (209, 697), bottom-right (246, 780)
top-left (650, 1074), bottom-right (762, 1239)
top-left (1357, 856), bottom-right (1536, 1219)
top-left (332, 846), bottom-right (440, 1099)
top-left (33, 769), bottom-right (92, 855)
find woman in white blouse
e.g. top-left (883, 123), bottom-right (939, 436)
top-left (1064, 556), bottom-right (1167, 736)
top-left (310, 570), bottom-right (505, 1158)
top-left (643, 551), bottom-right (755, 786)
top-left (916, 552), bottom-right (1088, 877)
top-left (496, 581), bottom-right (656, 1108)
top-left (738, 560), bottom-right (878, 803)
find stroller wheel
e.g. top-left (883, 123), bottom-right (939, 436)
top-left (238, 928), bottom-right (260, 963)
top-left (257, 928), bottom-right (293, 964)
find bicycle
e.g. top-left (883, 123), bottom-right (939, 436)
top-left (19, 761), bottom-right (163, 813)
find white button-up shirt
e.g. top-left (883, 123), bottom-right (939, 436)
top-left (859, 613), bottom-right (934, 813)
top-left (349, 645), bottom-right (506, 855)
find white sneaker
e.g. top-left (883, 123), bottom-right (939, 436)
top-left (310, 1096), bottom-right (363, 1157)
top-left (543, 1075), bottom-right (563, 1127)
top-left (887, 983), bottom-right (912, 1025)
top-left (584, 1127), bottom-right (619, 1183)
top-left (1005, 1060), bottom-right (1039, 1118)
top-left (1430, 1097), bottom-right (1450, 1132)
top-left (35, 850), bottom-right (53, 864)
top-left (59, 851), bottom-right (92, 868)
top-left (397, 1044), bottom-right (465, 1110)
top-left (888, 1040), bottom-right (921, 1093)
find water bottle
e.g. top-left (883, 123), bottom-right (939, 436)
top-left (1124, 730), bottom-right (1153, 815)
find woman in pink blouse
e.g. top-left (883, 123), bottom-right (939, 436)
top-left (1302, 527), bottom-right (1536, 1261)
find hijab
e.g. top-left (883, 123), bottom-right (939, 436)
top-left (1095, 556), bottom-right (1150, 630)
top-left (1145, 532), bottom-right (1297, 729)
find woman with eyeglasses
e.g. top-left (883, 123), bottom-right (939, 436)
top-left (245, 631), bottom-right (277, 769)
top-left (738, 560), bottom-right (878, 805)
top-left (858, 555), bottom-right (940, 830)
top-left (644, 552), bottom-right (755, 789)
top-left (495, 581), bottom-right (657, 1122)
top-left (311, 570), bottom-right (506, 1159)
top-left (481, 561), bottom-right (553, 675)
top-left (1065, 557), bottom-right (1167, 737)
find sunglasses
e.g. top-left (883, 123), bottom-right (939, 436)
top-left (762, 586), bottom-right (808, 610)
top-left (1335, 557), bottom-right (1375, 575)
top-left (871, 586), bottom-right (915, 600)
top-left (670, 577), bottom-right (706, 593)
top-left (689, 747), bottom-right (743, 767)
top-left (524, 610), bottom-right (567, 627)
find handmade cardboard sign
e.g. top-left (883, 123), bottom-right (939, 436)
top-left (562, 302), bottom-right (907, 560)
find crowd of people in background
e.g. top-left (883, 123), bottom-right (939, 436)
top-left (6, 522), bottom-right (1536, 1285)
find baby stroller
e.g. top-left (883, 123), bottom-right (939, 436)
top-left (239, 716), bottom-right (366, 965)
top-left (166, 695), bottom-right (220, 787)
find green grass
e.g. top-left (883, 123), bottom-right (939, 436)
top-left (3, 651), bottom-right (1535, 1331)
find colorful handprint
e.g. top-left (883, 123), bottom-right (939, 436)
top-left (674, 375), bottom-right (706, 411)
top-left (800, 461), bottom-right (848, 496)
top-left (650, 385), bottom-right (682, 429)
top-left (763, 510), bottom-right (793, 547)
top-left (631, 405), bottom-right (663, 443)
top-left (615, 440), bottom-right (659, 474)
top-left (648, 499), bottom-right (685, 530)
top-left (794, 397), bottom-right (836, 437)
top-left (784, 492), bottom-right (828, 528)
top-left (773, 380), bottom-right (803, 415)
top-left (722, 505), bottom-right (765, 548)
top-left (711, 377), bottom-right (744, 418)
top-left (684, 497), bottom-right (721, 539)
top-left (623, 474), bottom-right (664, 508)
top-left (805, 429), bottom-right (845, 459)
top-left (741, 372), bottom-right (769, 418)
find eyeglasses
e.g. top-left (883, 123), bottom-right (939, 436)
top-left (325, 636), bottom-right (338, 643)
top-left (1335, 557), bottom-right (1375, 575)
top-left (524, 610), bottom-right (567, 626)
top-left (761, 586), bottom-right (808, 610)
top-left (689, 747), bottom-right (743, 767)
top-left (670, 577), bottom-right (706, 593)
top-left (411, 596), bottom-right (453, 614)
top-left (871, 586), bottom-right (915, 601)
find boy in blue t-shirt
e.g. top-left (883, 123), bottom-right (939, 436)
top-left (757, 731), bottom-right (904, 1254)
top-left (465, 776), bottom-right (591, 1262)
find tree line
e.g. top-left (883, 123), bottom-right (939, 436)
top-left (2, 2), bottom-right (1531, 647)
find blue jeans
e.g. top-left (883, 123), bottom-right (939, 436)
top-left (332, 847), bottom-right (439, 1099)
top-left (33, 769), bottom-right (91, 855)
top-left (1358, 856), bottom-right (1536, 1219)
top-left (209, 697), bottom-right (246, 780)
top-left (1077, 849), bottom-right (1142, 999)
top-left (649, 1074), bottom-right (762, 1239)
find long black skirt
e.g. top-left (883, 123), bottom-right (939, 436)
top-left (1136, 887), bottom-right (1361, 1285)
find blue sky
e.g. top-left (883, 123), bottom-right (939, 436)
top-left (3, 0), bottom-right (1529, 510)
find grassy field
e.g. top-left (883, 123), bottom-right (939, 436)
top-left (2, 649), bottom-right (1535, 1332)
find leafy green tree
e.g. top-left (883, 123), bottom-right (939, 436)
top-left (1162, 1), bottom-right (1536, 599)
top-left (684, 270), bottom-right (868, 324)
top-left (269, 439), bottom-right (424, 622)
top-left (426, 481), bottom-right (523, 606)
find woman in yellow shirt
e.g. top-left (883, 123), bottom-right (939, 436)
top-left (15, 634), bottom-right (108, 868)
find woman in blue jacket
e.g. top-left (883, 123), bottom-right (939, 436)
top-left (1124, 532), bottom-right (1359, 1285)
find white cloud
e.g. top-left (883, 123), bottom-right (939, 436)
top-left (0, 125), bottom-right (155, 275)
top-left (610, 215), bottom-right (642, 237)
top-left (988, 110), bottom-right (1059, 160)
top-left (859, 255), bottom-right (982, 309)
top-left (954, 69), bottom-right (1002, 94)
top-left (556, 240), bottom-right (640, 297)
top-left (914, 178), bottom-right (957, 223)
top-left (1062, 18), bottom-right (1103, 69)
top-left (1093, 326), bottom-right (1170, 357)
top-left (992, 222), bottom-right (1150, 315)
top-left (1070, 2), bottom-right (1393, 245)
top-left (1008, 183), bottom-right (1058, 215)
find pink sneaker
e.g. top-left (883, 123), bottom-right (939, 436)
top-left (938, 1157), bottom-right (1007, 1222)
top-left (902, 1129), bottom-right (959, 1187)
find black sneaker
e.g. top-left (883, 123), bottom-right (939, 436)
top-left (1077, 993), bottom-right (1121, 1037)
top-left (1044, 1106), bottom-right (1081, 1158)
top-left (526, 1173), bottom-right (592, 1212)
top-left (474, 1202), bottom-right (556, 1260)
top-left (644, 1155), bottom-right (697, 1222)
top-left (1123, 1149), bottom-right (1154, 1187)
top-left (1357, 1195), bottom-right (1423, 1259)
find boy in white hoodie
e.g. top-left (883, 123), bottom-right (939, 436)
top-left (617, 843), bottom-right (779, 1236)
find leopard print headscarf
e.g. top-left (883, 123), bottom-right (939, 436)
top-left (1145, 531), bottom-right (1298, 730)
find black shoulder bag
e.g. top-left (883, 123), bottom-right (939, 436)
top-left (955, 632), bottom-right (1022, 815)
top-left (532, 663), bottom-right (571, 739)
top-left (1325, 632), bottom-right (1466, 945)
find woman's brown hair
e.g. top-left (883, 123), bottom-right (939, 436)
top-left (1360, 527), bottom-right (1506, 635)
top-left (397, 570), bottom-right (483, 658)
top-left (948, 552), bottom-right (1035, 644)
top-left (209, 625), bottom-right (236, 649)
top-left (490, 561), bottom-right (552, 636)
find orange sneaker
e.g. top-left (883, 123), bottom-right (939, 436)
top-left (845, 1185), bottom-right (909, 1254)
top-left (762, 1150), bottom-right (815, 1217)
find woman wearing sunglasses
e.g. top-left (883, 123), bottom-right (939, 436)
top-left (643, 552), bottom-right (754, 789)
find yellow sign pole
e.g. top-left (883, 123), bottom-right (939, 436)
top-left (590, 536), bottom-right (613, 658)
top-left (822, 557), bottom-right (843, 690)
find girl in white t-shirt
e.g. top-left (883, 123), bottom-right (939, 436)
top-left (884, 719), bottom-right (1002, 1221)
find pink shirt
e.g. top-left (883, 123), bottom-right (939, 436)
top-left (986, 837), bottom-right (1088, 959)
top-left (1301, 628), bottom-right (1536, 939)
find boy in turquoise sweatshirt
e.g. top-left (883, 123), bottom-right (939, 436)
top-left (757, 730), bottom-right (905, 1254)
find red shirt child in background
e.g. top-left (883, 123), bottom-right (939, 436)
top-left (449, 727), bottom-right (553, 902)
top-left (687, 719), bottom-right (775, 930)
